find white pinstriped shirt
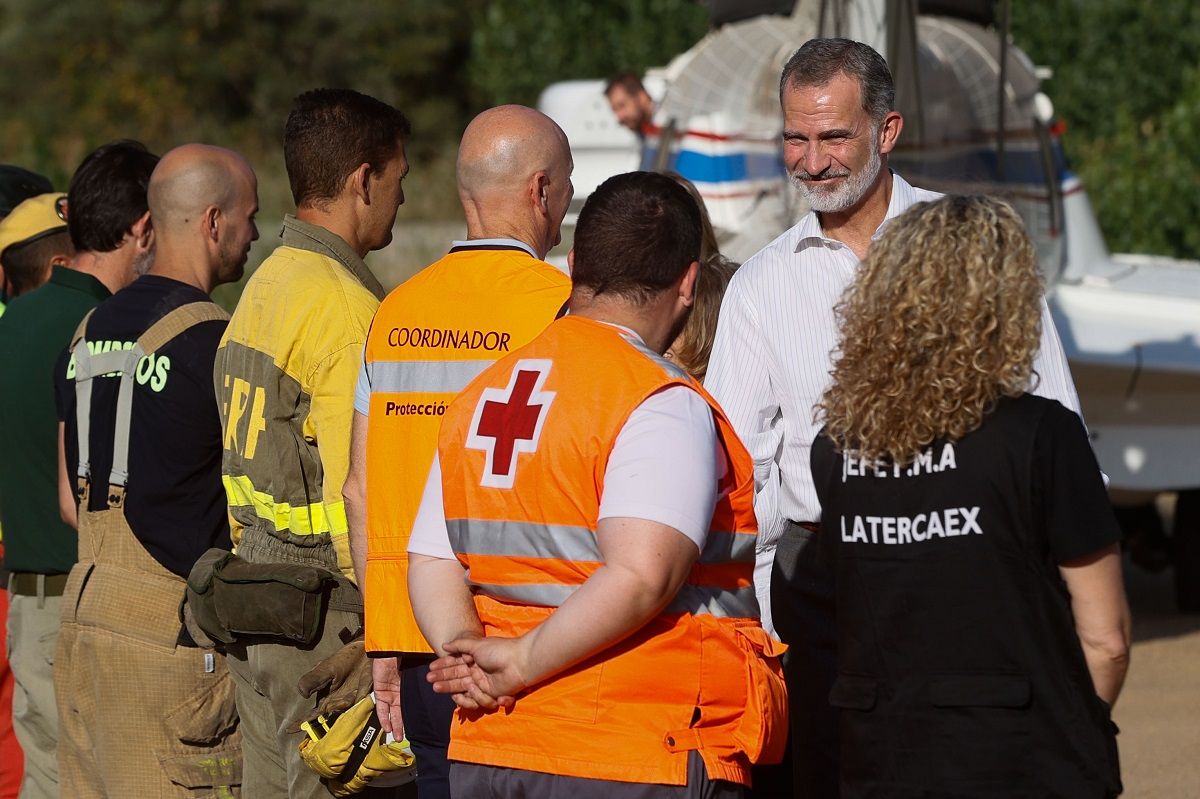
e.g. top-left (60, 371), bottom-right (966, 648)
top-left (705, 173), bottom-right (1084, 634)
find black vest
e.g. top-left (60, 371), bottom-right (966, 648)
top-left (813, 395), bottom-right (1122, 798)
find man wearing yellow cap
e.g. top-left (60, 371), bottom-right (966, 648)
top-left (0, 141), bottom-right (157, 798)
top-left (0, 193), bottom-right (74, 314)
top-left (0, 188), bottom-right (72, 799)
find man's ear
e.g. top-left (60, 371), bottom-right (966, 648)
top-left (348, 162), bottom-right (373, 205)
top-left (878, 110), bottom-right (904, 156)
top-left (131, 210), bottom-right (153, 251)
top-left (679, 260), bottom-right (700, 307)
top-left (567, 247), bottom-right (575, 272)
top-left (533, 171), bottom-right (550, 215)
top-left (203, 205), bottom-right (221, 243)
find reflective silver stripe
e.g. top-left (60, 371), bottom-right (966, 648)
top-left (700, 531), bottom-right (758, 564)
top-left (366, 359), bottom-right (490, 395)
top-left (666, 585), bottom-right (760, 618)
top-left (72, 340), bottom-right (94, 480)
top-left (447, 519), bottom-right (600, 562)
top-left (468, 579), bottom-right (578, 607)
top-left (108, 344), bottom-right (145, 487)
top-left (468, 579), bottom-right (759, 617)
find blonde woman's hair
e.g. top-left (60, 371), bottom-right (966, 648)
top-left (818, 194), bottom-right (1044, 464)
top-left (668, 254), bottom-right (738, 381)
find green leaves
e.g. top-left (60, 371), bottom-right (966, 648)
top-left (1011, 0), bottom-right (1200, 259)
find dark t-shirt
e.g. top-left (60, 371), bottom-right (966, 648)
top-left (811, 394), bottom-right (1123, 795)
top-left (55, 275), bottom-right (230, 577)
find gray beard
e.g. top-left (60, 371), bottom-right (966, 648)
top-left (133, 248), bottom-right (154, 276)
top-left (792, 142), bottom-right (883, 214)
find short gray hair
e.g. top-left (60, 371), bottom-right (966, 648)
top-left (780, 38), bottom-right (894, 122)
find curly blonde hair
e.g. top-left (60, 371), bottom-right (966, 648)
top-left (818, 195), bottom-right (1044, 464)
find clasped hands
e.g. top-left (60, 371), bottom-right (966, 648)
top-left (427, 634), bottom-right (531, 712)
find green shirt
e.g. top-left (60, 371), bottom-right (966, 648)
top-left (0, 265), bottom-right (110, 573)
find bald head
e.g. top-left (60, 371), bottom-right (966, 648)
top-left (456, 106), bottom-right (573, 258)
top-left (457, 105), bottom-right (571, 200)
top-left (148, 144), bottom-right (255, 231)
top-left (146, 144), bottom-right (259, 289)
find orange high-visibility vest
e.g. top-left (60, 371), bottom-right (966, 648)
top-left (363, 245), bottom-right (569, 654)
top-left (439, 315), bottom-right (787, 787)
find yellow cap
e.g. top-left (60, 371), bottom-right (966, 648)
top-left (0, 193), bottom-right (68, 258)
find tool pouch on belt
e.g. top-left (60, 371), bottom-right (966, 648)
top-left (186, 547), bottom-right (330, 645)
top-left (729, 624), bottom-right (789, 764)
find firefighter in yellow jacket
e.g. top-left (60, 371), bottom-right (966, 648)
top-left (214, 89), bottom-right (411, 798)
top-left (408, 172), bottom-right (787, 798)
top-left (342, 104), bottom-right (572, 798)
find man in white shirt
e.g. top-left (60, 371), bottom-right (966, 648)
top-left (705, 38), bottom-right (1084, 796)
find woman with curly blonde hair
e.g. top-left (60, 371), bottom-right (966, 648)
top-left (812, 195), bottom-right (1130, 797)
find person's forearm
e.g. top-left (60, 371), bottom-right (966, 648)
top-left (409, 555), bottom-right (483, 655)
top-left (517, 562), bottom-right (679, 689)
top-left (1081, 639), bottom-right (1130, 706)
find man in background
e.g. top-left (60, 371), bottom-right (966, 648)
top-left (0, 141), bottom-right (157, 799)
top-left (604, 72), bottom-right (655, 135)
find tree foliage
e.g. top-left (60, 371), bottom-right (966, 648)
top-left (1011, 0), bottom-right (1200, 258)
top-left (466, 0), bottom-right (710, 107)
top-left (0, 0), bottom-right (1193, 260)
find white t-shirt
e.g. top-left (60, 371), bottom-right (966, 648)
top-left (408, 384), bottom-right (721, 558)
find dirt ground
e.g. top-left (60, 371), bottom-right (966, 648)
top-left (1113, 559), bottom-right (1200, 797)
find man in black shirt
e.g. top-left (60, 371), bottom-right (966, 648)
top-left (53, 144), bottom-right (258, 797)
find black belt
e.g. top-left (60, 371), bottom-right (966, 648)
top-left (10, 573), bottom-right (69, 597)
top-left (793, 521), bottom-right (820, 534)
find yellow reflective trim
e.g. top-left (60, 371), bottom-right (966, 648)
top-left (221, 474), bottom-right (348, 536)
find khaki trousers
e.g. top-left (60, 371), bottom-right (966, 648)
top-left (55, 507), bottom-right (242, 798)
top-left (226, 527), bottom-right (403, 798)
top-left (6, 587), bottom-right (60, 799)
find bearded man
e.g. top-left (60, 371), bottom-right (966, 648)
top-left (704, 38), bottom-right (1085, 797)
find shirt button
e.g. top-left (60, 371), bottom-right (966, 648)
top-left (666, 735), bottom-right (676, 747)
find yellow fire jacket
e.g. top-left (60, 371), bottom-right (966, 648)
top-left (215, 215), bottom-right (385, 581)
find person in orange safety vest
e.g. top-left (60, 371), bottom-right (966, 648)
top-left (407, 171), bottom-right (787, 798)
top-left (342, 104), bottom-right (573, 798)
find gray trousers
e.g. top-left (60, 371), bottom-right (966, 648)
top-left (450, 751), bottom-right (743, 799)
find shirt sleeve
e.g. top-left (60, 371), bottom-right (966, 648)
top-left (1031, 297), bottom-right (1084, 418)
top-left (353, 348), bottom-right (371, 416)
top-left (704, 274), bottom-right (787, 548)
top-left (1033, 401), bottom-right (1124, 563)
top-left (597, 385), bottom-right (719, 551)
top-left (408, 452), bottom-right (455, 559)
top-left (306, 342), bottom-right (363, 528)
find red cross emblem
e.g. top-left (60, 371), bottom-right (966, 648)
top-left (466, 359), bottom-right (555, 488)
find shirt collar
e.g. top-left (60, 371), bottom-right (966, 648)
top-left (449, 237), bottom-right (571, 278)
top-left (49, 264), bottom-right (111, 301)
top-left (793, 170), bottom-right (918, 255)
top-left (450, 237), bottom-right (537, 259)
top-left (280, 214), bottom-right (386, 300)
